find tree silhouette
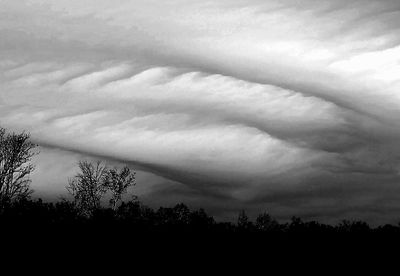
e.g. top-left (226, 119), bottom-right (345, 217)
top-left (337, 219), bottom-right (370, 233)
top-left (0, 127), bottom-right (37, 204)
top-left (237, 210), bottom-right (253, 231)
top-left (104, 166), bottom-right (136, 210)
top-left (189, 208), bottom-right (215, 230)
top-left (67, 161), bottom-right (108, 216)
top-left (173, 203), bottom-right (190, 225)
top-left (255, 212), bottom-right (279, 232)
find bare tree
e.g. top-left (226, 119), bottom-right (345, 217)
top-left (104, 166), bottom-right (136, 210)
top-left (0, 127), bottom-right (37, 204)
top-left (67, 160), bottom-right (108, 216)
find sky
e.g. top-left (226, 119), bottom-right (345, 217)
top-left (1, 0), bottom-right (400, 224)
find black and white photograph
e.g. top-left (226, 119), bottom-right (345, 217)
top-left (1, 0), bottom-right (400, 241)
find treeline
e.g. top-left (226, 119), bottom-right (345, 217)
top-left (2, 197), bottom-right (400, 234)
top-left (1, 126), bottom-right (400, 234)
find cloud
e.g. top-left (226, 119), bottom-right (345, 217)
top-left (1, 0), bottom-right (400, 224)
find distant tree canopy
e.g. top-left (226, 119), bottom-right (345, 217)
top-left (3, 195), bottom-right (398, 235)
top-left (0, 127), bottom-right (37, 204)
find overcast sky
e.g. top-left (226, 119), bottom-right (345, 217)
top-left (1, 0), bottom-right (400, 224)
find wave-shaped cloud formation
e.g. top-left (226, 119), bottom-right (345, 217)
top-left (1, 0), bottom-right (400, 223)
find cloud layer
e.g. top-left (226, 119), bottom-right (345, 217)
top-left (1, 0), bottom-right (400, 223)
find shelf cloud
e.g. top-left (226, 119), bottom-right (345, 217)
top-left (1, 0), bottom-right (400, 223)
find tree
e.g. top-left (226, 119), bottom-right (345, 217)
top-left (172, 203), bottom-right (190, 225)
top-left (237, 210), bottom-right (252, 231)
top-left (0, 127), bottom-right (37, 204)
top-left (189, 208), bottom-right (215, 229)
top-left (104, 166), bottom-right (136, 210)
top-left (255, 212), bottom-right (279, 232)
top-left (337, 219), bottom-right (370, 233)
top-left (67, 161), bottom-right (108, 216)
top-left (288, 216), bottom-right (305, 232)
